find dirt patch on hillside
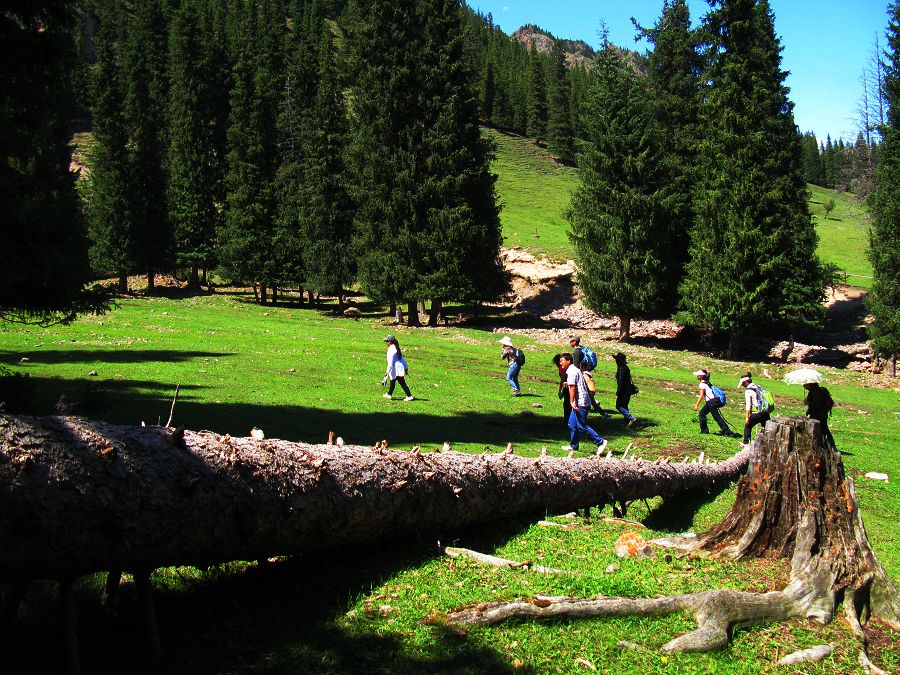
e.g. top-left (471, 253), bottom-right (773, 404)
top-left (497, 249), bottom-right (878, 370)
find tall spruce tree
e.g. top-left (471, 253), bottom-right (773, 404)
top-left (167, 0), bottom-right (221, 288)
top-left (347, 0), bottom-right (506, 325)
top-left (219, 0), bottom-right (285, 302)
top-left (566, 33), bottom-right (679, 339)
top-left (679, 0), bottom-right (825, 357)
top-left (87, 0), bottom-right (134, 292)
top-left (546, 45), bottom-right (575, 161)
top-left (637, 0), bottom-right (702, 315)
top-left (1, 0), bottom-right (99, 323)
top-left (867, 2), bottom-right (900, 375)
top-left (526, 49), bottom-right (548, 141)
top-left (124, 0), bottom-right (172, 290)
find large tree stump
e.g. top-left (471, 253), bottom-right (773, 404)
top-left (448, 417), bottom-right (899, 662)
top-left (0, 413), bottom-right (749, 583)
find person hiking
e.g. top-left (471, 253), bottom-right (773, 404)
top-left (499, 336), bottom-right (524, 396)
top-left (739, 373), bottom-right (770, 446)
top-left (559, 353), bottom-right (607, 453)
top-left (612, 352), bottom-right (638, 427)
top-left (692, 369), bottom-right (738, 437)
top-left (569, 336), bottom-right (598, 372)
top-left (804, 381), bottom-right (836, 449)
top-left (569, 336), bottom-right (584, 370)
top-left (382, 335), bottom-right (413, 401)
top-left (553, 354), bottom-right (572, 421)
top-left (580, 359), bottom-right (607, 417)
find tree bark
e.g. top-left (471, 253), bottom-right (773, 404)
top-left (0, 413), bottom-right (750, 583)
top-left (428, 299), bottom-right (443, 326)
top-left (407, 300), bottom-right (421, 327)
top-left (727, 331), bottom-right (741, 360)
top-left (117, 272), bottom-right (128, 294)
top-left (618, 316), bottom-right (631, 341)
top-left (147, 272), bottom-right (155, 292)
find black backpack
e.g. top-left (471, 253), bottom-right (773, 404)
top-left (514, 348), bottom-right (525, 366)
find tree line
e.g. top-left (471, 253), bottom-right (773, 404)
top-left (1, 0), bottom-right (897, 366)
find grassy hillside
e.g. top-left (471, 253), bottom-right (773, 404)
top-left (489, 129), bottom-right (874, 289)
top-left (1, 293), bottom-right (897, 673)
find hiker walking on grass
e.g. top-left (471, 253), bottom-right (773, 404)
top-left (739, 373), bottom-right (771, 446)
top-left (692, 369), bottom-right (738, 437)
top-left (382, 335), bottom-right (413, 401)
top-left (613, 352), bottom-right (638, 427)
top-left (560, 353), bottom-right (607, 453)
top-left (499, 336), bottom-right (524, 396)
top-left (553, 354), bottom-right (572, 421)
top-left (804, 382), bottom-right (836, 449)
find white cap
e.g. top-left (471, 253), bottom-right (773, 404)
top-left (692, 369), bottom-right (706, 377)
top-left (739, 376), bottom-right (751, 386)
top-left (498, 336), bottom-right (513, 347)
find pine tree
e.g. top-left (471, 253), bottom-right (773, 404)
top-left (638, 0), bottom-right (702, 315)
top-left (1, 0), bottom-right (98, 323)
top-left (546, 45), bottom-right (575, 161)
top-left (867, 2), bottom-right (900, 375)
top-left (220, 0), bottom-right (285, 302)
top-left (124, 0), bottom-right (172, 290)
top-left (679, 0), bottom-right (826, 357)
top-left (87, 0), bottom-right (134, 292)
top-left (167, 0), bottom-right (220, 288)
top-left (567, 34), bottom-right (679, 339)
top-left (526, 49), bottom-right (548, 141)
top-left (347, 0), bottom-right (506, 325)
top-left (800, 131), bottom-right (824, 185)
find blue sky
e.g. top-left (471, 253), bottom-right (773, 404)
top-left (468, 1), bottom-right (891, 144)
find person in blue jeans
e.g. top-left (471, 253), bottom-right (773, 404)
top-left (559, 353), bottom-right (608, 453)
top-left (499, 336), bottom-right (523, 396)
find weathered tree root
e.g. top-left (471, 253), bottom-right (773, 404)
top-left (446, 418), bottom-right (899, 664)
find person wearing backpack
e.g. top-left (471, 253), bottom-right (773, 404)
top-left (382, 335), bottom-right (413, 401)
top-left (804, 382), bottom-right (836, 449)
top-left (692, 369), bottom-right (738, 437)
top-left (613, 352), bottom-right (638, 427)
top-left (739, 373), bottom-right (771, 446)
top-left (499, 336), bottom-right (524, 396)
top-left (569, 336), bottom-right (598, 371)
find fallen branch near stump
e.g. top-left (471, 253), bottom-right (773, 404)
top-left (444, 546), bottom-right (573, 575)
top-left (445, 418), bottom-right (899, 667)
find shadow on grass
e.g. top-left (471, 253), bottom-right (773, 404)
top-left (8, 375), bottom-right (654, 449)
top-left (5, 525), bottom-right (537, 674)
top-left (642, 482), bottom-right (734, 533)
top-left (1, 350), bottom-right (234, 366)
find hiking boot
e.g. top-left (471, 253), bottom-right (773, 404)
top-left (382, 393), bottom-right (392, 400)
top-left (512, 390), bottom-right (521, 396)
top-left (403, 396), bottom-right (414, 401)
top-left (627, 417), bottom-right (637, 428)
top-left (560, 445), bottom-right (575, 451)
top-left (596, 440), bottom-right (608, 454)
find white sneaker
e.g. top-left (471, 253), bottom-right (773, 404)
top-left (383, 393), bottom-right (392, 399)
top-left (596, 440), bottom-right (608, 453)
top-left (560, 445), bottom-right (574, 451)
top-left (403, 396), bottom-right (414, 401)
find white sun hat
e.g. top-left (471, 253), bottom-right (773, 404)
top-left (498, 336), bottom-right (514, 347)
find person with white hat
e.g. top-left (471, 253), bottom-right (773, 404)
top-left (382, 335), bottom-right (413, 401)
top-left (692, 369), bottom-right (738, 437)
top-left (499, 336), bottom-right (524, 396)
top-left (739, 372), bottom-right (770, 446)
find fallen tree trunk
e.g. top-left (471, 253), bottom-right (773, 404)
top-left (0, 413), bottom-right (749, 582)
top-left (447, 417), bottom-right (900, 661)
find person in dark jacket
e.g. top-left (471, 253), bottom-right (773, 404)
top-left (804, 382), bottom-right (836, 449)
top-left (612, 352), bottom-right (637, 427)
top-left (569, 336), bottom-right (584, 369)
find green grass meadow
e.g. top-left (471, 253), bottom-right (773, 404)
top-left (490, 130), bottom-right (875, 290)
top-left (1, 293), bottom-right (898, 673)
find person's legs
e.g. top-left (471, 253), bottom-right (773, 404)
top-left (387, 378), bottom-right (396, 396)
top-left (698, 401), bottom-right (712, 433)
top-left (709, 400), bottom-right (733, 434)
top-left (567, 409), bottom-right (580, 448)
top-left (396, 376), bottom-right (412, 398)
top-left (616, 395), bottom-right (636, 423)
top-left (578, 408), bottom-right (606, 446)
top-left (743, 411), bottom-right (770, 443)
top-left (506, 362), bottom-right (521, 394)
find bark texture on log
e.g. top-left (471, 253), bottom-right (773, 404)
top-left (0, 413), bottom-right (750, 582)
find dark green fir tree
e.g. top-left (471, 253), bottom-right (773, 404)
top-left (679, 0), bottom-right (826, 357)
top-left (566, 33), bottom-right (679, 339)
top-left (1, 0), bottom-right (101, 323)
top-left (867, 2), bottom-right (900, 375)
top-left (546, 45), bottom-right (575, 161)
top-left (526, 48), bottom-right (548, 142)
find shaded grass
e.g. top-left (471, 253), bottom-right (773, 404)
top-left (1, 293), bottom-right (897, 673)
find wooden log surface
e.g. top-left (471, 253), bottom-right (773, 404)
top-left (0, 413), bottom-right (751, 582)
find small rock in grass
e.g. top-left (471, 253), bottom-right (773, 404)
top-left (88, 370), bottom-right (98, 377)
top-left (531, 402), bottom-right (543, 408)
top-left (864, 472), bottom-right (889, 482)
top-left (616, 640), bottom-right (646, 651)
top-left (604, 563), bottom-right (620, 574)
top-left (614, 532), bottom-right (653, 559)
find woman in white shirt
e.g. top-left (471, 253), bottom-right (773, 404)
top-left (692, 369), bottom-right (737, 437)
top-left (383, 335), bottom-right (413, 401)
